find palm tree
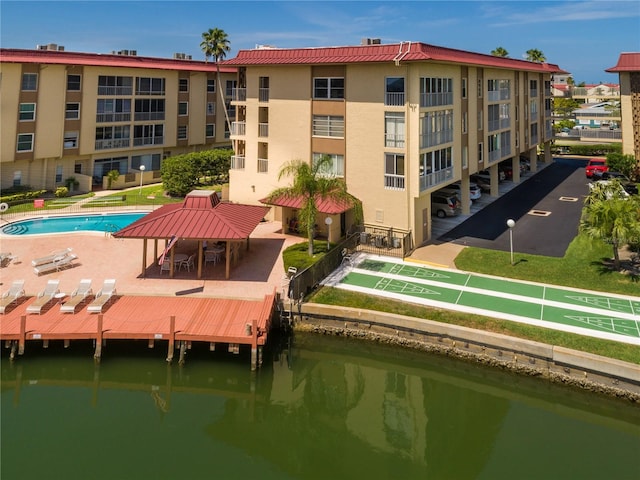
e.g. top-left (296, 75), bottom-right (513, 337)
top-left (265, 156), bottom-right (362, 256)
top-left (525, 49), bottom-right (546, 62)
top-left (580, 182), bottom-right (640, 270)
top-left (491, 47), bottom-right (509, 57)
top-left (200, 28), bottom-right (232, 136)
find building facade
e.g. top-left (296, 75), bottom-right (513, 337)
top-left (0, 47), bottom-right (235, 192)
top-left (606, 53), bottom-right (640, 162)
top-left (224, 41), bottom-right (564, 245)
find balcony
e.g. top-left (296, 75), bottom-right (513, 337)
top-left (385, 92), bottom-right (405, 106)
top-left (96, 113), bottom-right (131, 123)
top-left (231, 88), bottom-right (246, 102)
top-left (384, 174), bottom-right (405, 190)
top-left (133, 136), bottom-right (163, 146)
top-left (258, 123), bottom-right (269, 137)
top-left (231, 121), bottom-right (246, 136)
top-left (134, 112), bottom-right (165, 121)
top-left (257, 158), bottom-right (268, 173)
top-left (420, 92), bottom-right (453, 108)
top-left (95, 138), bottom-right (130, 150)
top-left (230, 155), bottom-right (245, 170)
top-left (420, 130), bottom-right (453, 149)
top-left (97, 86), bottom-right (132, 96)
top-left (530, 89), bottom-right (538, 98)
top-left (259, 88), bottom-right (269, 102)
top-left (385, 133), bottom-right (405, 148)
top-left (419, 167), bottom-right (453, 192)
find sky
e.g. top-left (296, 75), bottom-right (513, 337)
top-left (2, 0), bottom-right (639, 83)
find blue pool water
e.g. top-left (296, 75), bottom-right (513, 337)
top-left (1, 213), bottom-right (145, 236)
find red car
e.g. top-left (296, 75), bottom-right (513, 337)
top-left (585, 158), bottom-right (608, 178)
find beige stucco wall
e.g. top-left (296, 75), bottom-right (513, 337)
top-left (0, 63), bottom-right (22, 163)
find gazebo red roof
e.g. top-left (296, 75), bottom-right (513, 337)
top-left (260, 193), bottom-right (355, 214)
top-left (606, 53), bottom-right (640, 72)
top-left (114, 191), bottom-right (270, 240)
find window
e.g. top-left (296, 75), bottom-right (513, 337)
top-left (95, 125), bottom-right (130, 149)
top-left (259, 76), bottom-right (270, 102)
top-left (133, 124), bottom-right (164, 146)
top-left (177, 125), bottom-right (187, 140)
top-left (56, 165), bottom-right (63, 183)
top-left (530, 100), bottom-right (538, 120)
top-left (178, 102), bottom-right (188, 116)
top-left (207, 79), bottom-right (215, 93)
top-left (478, 109), bottom-right (483, 130)
top-left (206, 124), bottom-right (215, 138)
top-left (94, 157), bottom-right (128, 179)
top-left (67, 74), bottom-right (81, 91)
top-left (75, 163), bottom-right (82, 174)
top-left (312, 115), bottom-right (344, 137)
top-left (385, 112), bottom-right (405, 148)
top-left (462, 78), bottom-right (467, 99)
top-left (98, 76), bottom-right (133, 95)
top-left (134, 99), bottom-right (165, 121)
top-left (419, 147), bottom-right (452, 190)
top-left (97, 99), bottom-right (131, 122)
top-left (19, 103), bottom-right (36, 121)
top-left (13, 171), bottom-right (22, 187)
top-left (529, 79), bottom-right (538, 97)
top-left (207, 102), bottom-right (215, 115)
top-left (487, 79), bottom-right (510, 101)
top-left (136, 77), bottom-right (165, 95)
top-left (64, 132), bottom-right (78, 149)
top-left (313, 153), bottom-right (344, 177)
top-left (313, 77), bottom-right (344, 99)
top-left (385, 77), bottom-right (405, 106)
top-left (384, 153), bottom-right (405, 190)
top-left (131, 153), bottom-right (161, 171)
top-left (179, 78), bottom-right (188, 92)
top-left (462, 111), bottom-right (468, 134)
top-left (478, 142), bottom-right (484, 163)
top-left (22, 73), bottom-right (37, 91)
top-left (477, 78), bottom-right (483, 98)
top-left (462, 145), bottom-right (468, 169)
top-left (420, 77), bottom-right (453, 107)
top-left (66, 102), bottom-right (80, 120)
top-left (17, 133), bottom-right (33, 152)
top-left (420, 110), bottom-right (453, 148)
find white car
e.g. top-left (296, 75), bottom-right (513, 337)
top-left (439, 182), bottom-right (482, 201)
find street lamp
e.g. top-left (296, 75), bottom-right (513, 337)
top-left (324, 217), bottom-right (333, 251)
top-left (139, 165), bottom-right (146, 194)
top-left (506, 218), bottom-right (515, 265)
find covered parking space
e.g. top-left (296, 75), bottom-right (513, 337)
top-left (113, 190), bottom-right (270, 279)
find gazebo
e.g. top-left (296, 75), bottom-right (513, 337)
top-left (113, 190), bottom-right (270, 279)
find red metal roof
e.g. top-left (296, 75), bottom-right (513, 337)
top-left (224, 42), bottom-right (566, 74)
top-left (260, 193), bottom-right (355, 214)
top-left (113, 191), bottom-right (270, 240)
top-left (606, 53), bottom-right (640, 72)
top-left (0, 48), bottom-right (237, 73)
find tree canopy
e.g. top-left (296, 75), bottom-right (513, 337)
top-left (491, 47), bottom-right (509, 57)
top-left (525, 49), bottom-right (546, 62)
top-left (200, 27), bottom-right (232, 134)
top-left (161, 149), bottom-right (231, 196)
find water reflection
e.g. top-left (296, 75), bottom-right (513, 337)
top-left (2, 334), bottom-right (639, 480)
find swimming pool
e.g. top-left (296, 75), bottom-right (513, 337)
top-left (1, 213), bottom-right (146, 236)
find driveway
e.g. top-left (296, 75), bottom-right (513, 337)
top-left (438, 158), bottom-right (589, 257)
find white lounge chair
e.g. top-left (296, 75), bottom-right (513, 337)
top-left (87, 279), bottom-right (117, 313)
top-left (179, 254), bottom-right (196, 272)
top-left (60, 279), bottom-right (93, 313)
top-left (0, 280), bottom-right (26, 314)
top-left (26, 279), bottom-right (60, 314)
top-left (33, 253), bottom-right (78, 275)
top-left (32, 248), bottom-right (73, 267)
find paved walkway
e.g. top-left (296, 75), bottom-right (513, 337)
top-left (323, 254), bottom-right (640, 346)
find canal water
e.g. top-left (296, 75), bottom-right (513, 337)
top-left (2, 332), bottom-right (639, 480)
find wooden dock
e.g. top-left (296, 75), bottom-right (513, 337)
top-left (0, 291), bottom-right (277, 370)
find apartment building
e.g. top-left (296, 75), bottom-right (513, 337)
top-left (606, 53), bottom-right (640, 162)
top-left (0, 46), bottom-right (235, 192)
top-left (223, 41), bottom-right (564, 245)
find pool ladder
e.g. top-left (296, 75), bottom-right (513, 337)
top-left (104, 223), bottom-right (119, 238)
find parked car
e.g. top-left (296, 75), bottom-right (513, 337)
top-left (431, 192), bottom-right (461, 218)
top-left (585, 158), bottom-right (608, 178)
top-left (499, 163), bottom-right (513, 180)
top-left (470, 170), bottom-right (505, 192)
top-left (438, 181), bottom-right (482, 201)
top-left (519, 156), bottom-right (531, 171)
top-left (599, 172), bottom-right (638, 195)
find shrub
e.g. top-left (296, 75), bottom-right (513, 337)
top-left (55, 186), bottom-right (69, 198)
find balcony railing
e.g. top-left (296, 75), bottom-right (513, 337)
top-left (97, 86), bottom-right (132, 96)
top-left (487, 90), bottom-right (509, 102)
top-left (95, 138), bottom-right (130, 150)
top-left (134, 112), bottom-right (165, 121)
top-left (419, 167), bottom-right (453, 192)
top-left (385, 134), bottom-right (405, 148)
top-left (257, 158), bottom-right (268, 173)
top-left (258, 123), bottom-right (269, 137)
top-left (384, 174), bottom-right (405, 190)
top-left (385, 92), bottom-right (405, 106)
top-left (420, 130), bottom-right (453, 149)
top-left (231, 88), bottom-right (246, 102)
top-left (259, 88), bottom-right (269, 102)
top-left (230, 155), bottom-right (245, 170)
top-left (133, 136), bottom-right (163, 146)
top-left (530, 89), bottom-right (538, 98)
top-left (231, 121), bottom-right (246, 136)
top-left (96, 113), bottom-right (131, 123)
top-left (420, 92), bottom-right (453, 107)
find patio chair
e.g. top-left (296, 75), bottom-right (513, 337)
top-left (26, 279), bottom-right (60, 314)
top-left (204, 250), bottom-right (220, 266)
top-left (60, 279), bottom-right (93, 313)
top-left (33, 253), bottom-right (78, 276)
top-left (31, 248), bottom-right (73, 267)
top-left (160, 259), bottom-right (172, 275)
top-left (87, 279), bottom-right (117, 313)
top-left (0, 280), bottom-right (26, 314)
top-left (179, 254), bottom-right (195, 272)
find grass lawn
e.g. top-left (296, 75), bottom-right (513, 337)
top-left (307, 233), bottom-right (639, 364)
top-left (81, 184), bottom-right (183, 208)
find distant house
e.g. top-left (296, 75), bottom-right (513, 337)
top-left (572, 101), bottom-right (619, 129)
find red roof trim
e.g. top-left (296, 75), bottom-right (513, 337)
top-left (0, 48), bottom-right (237, 73)
top-left (224, 42), bottom-right (566, 74)
top-left (260, 193), bottom-right (354, 215)
top-left (606, 52), bottom-right (640, 73)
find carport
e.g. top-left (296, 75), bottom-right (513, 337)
top-left (113, 190), bottom-right (270, 279)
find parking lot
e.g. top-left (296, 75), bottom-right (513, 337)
top-left (431, 158), bottom-right (589, 257)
